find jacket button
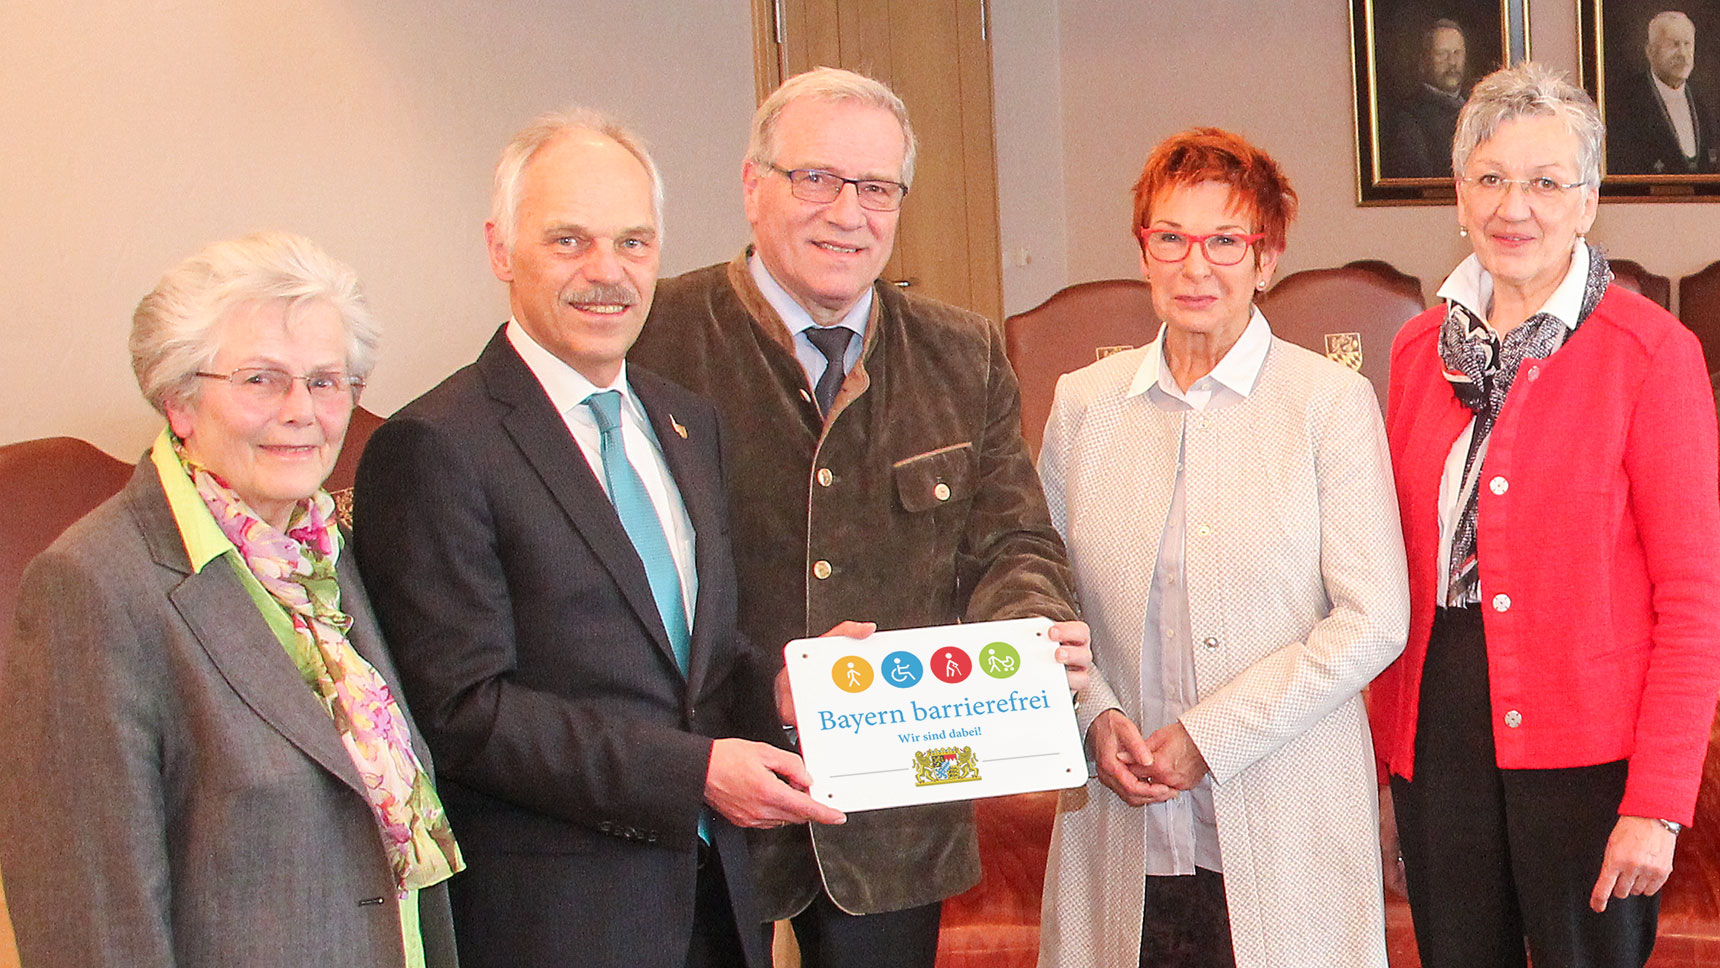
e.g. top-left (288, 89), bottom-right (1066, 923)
top-left (1489, 476), bottom-right (1508, 495)
top-left (799, 388), bottom-right (813, 403)
top-left (1527, 365), bottom-right (1541, 381)
top-left (1195, 524), bottom-right (1213, 537)
top-left (1492, 593), bottom-right (1511, 612)
top-left (813, 560), bottom-right (832, 580)
top-left (1504, 709), bottom-right (1522, 728)
top-left (933, 482), bottom-right (951, 501)
top-left (817, 467), bottom-right (833, 487)
top-left (1201, 636), bottom-right (1219, 651)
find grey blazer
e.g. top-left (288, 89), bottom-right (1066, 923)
top-left (0, 460), bottom-right (457, 968)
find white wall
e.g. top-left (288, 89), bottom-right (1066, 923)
top-left (0, 0), bottom-right (756, 457)
top-left (15, 0), bottom-right (1718, 457)
top-left (1041, 0), bottom-right (1720, 302)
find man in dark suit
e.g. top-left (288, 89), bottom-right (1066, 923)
top-left (1608, 10), bottom-right (1720, 174)
top-left (1383, 18), bottom-right (1468, 177)
top-left (354, 110), bottom-right (844, 968)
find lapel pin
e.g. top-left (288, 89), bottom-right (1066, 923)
top-left (670, 416), bottom-right (688, 439)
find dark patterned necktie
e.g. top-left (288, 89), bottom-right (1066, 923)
top-left (806, 325), bottom-right (854, 416)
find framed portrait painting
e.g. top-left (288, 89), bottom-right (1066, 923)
top-left (1351, 0), bottom-right (1530, 204)
top-left (1581, 0), bottom-right (1720, 198)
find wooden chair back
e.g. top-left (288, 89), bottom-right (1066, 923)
top-left (1004, 280), bottom-right (1158, 456)
top-left (1258, 265), bottom-right (1426, 410)
top-left (1679, 261), bottom-right (1720, 371)
top-left (1610, 259), bottom-right (1672, 310)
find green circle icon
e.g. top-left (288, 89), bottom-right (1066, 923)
top-left (978, 641), bottom-right (1020, 679)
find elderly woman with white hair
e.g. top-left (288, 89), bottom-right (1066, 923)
top-left (1372, 62), bottom-right (1720, 968)
top-left (0, 232), bottom-right (462, 967)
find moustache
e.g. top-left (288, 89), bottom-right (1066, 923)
top-left (562, 283), bottom-right (639, 307)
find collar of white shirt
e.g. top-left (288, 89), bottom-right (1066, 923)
top-left (1653, 71), bottom-right (1694, 111)
top-left (1437, 238), bottom-right (1590, 334)
top-left (505, 318), bottom-right (645, 425)
top-left (748, 251), bottom-right (873, 343)
top-left (1127, 306), bottom-right (1272, 407)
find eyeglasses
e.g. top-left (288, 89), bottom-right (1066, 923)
top-left (769, 165), bottom-right (909, 212)
top-left (1138, 228), bottom-right (1266, 267)
top-left (195, 367), bottom-right (365, 404)
top-left (1459, 172), bottom-right (1589, 203)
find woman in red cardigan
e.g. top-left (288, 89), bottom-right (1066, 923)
top-left (1372, 61), bottom-right (1720, 968)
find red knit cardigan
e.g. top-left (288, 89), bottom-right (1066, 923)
top-left (1369, 285), bottom-right (1720, 825)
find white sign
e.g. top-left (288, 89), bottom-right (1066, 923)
top-left (784, 617), bottom-right (1087, 813)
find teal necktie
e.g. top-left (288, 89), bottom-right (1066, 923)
top-left (584, 391), bottom-right (691, 674)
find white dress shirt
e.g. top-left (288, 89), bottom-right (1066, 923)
top-left (1431, 240), bottom-right (1589, 604)
top-left (506, 320), bottom-right (698, 628)
top-left (1122, 307), bottom-right (1272, 875)
top-left (749, 252), bottom-right (871, 393)
top-left (1653, 72), bottom-right (1701, 161)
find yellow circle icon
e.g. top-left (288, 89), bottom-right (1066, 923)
top-left (832, 656), bottom-right (874, 693)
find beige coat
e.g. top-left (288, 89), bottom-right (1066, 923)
top-left (1036, 336), bottom-right (1408, 968)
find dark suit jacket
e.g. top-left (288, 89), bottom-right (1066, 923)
top-left (1383, 83), bottom-right (1464, 178)
top-left (353, 327), bottom-right (773, 968)
top-left (0, 460), bottom-right (456, 968)
top-left (1607, 71), bottom-right (1720, 174)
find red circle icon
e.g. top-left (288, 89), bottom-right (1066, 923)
top-left (930, 647), bottom-right (973, 683)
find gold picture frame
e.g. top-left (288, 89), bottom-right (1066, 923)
top-left (1351, 0), bottom-right (1529, 204)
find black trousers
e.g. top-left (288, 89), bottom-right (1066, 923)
top-left (1140, 868), bottom-right (1236, 968)
top-left (685, 842), bottom-right (749, 968)
top-left (785, 891), bottom-right (942, 968)
top-left (1391, 606), bottom-right (1658, 968)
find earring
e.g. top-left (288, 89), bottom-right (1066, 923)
top-left (1256, 280), bottom-right (1268, 291)
top-left (1459, 225), bottom-right (1469, 238)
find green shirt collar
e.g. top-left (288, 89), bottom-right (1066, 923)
top-left (149, 427), bottom-right (234, 574)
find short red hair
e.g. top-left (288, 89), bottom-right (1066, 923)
top-left (1131, 127), bottom-right (1298, 256)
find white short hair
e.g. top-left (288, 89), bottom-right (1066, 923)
top-left (1451, 61), bottom-right (1604, 184)
top-left (489, 108), bottom-right (664, 250)
top-left (130, 231), bottom-right (379, 414)
top-left (746, 67), bottom-right (918, 187)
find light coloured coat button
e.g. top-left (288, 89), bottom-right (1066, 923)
top-left (933, 482), bottom-right (951, 501)
top-left (1527, 365), bottom-right (1541, 381)
top-left (1489, 476), bottom-right (1508, 495)
top-left (1492, 593), bottom-right (1511, 612)
top-left (1504, 710), bottom-right (1522, 728)
top-left (799, 388), bottom-right (813, 403)
top-left (812, 560), bottom-right (832, 580)
top-left (817, 468), bottom-right (833, 487)
top-left (1195, 524), bottom-right (1213, 537)
top-left (1201, 636), bottom-right (1219, 650)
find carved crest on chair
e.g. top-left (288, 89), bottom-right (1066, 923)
top-left (1323, 333), bottom-right (1363, 372)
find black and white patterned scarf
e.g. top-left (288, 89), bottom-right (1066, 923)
top-left (1437, 246), bottom-right (1611, 605)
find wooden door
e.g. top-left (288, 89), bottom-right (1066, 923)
top-left (753, 0), bottom-right (1004, 325)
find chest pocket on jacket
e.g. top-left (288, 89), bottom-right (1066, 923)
top-left (893, 443), bottom-right (975, 513)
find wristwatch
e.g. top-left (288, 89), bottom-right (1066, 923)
top-left (1655, 818), bottom-right (1684, 836)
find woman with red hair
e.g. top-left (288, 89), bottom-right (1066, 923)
top-left (1036, 128), bottom-right (1408, 968)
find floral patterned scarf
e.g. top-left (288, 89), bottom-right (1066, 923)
top-left (177, 446), bottom-right (463, 892)
top-left (1436, 246), bottom-right (1611, 605)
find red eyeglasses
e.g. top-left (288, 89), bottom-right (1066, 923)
top-left (1138, 227), bottom-right (1266, 266)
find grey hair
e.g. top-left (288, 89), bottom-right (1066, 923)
top-left (130, 231), bottom-right (380, 415)
top-left (489, 107), bottom-right (665, 251)
top-left (1648, 10), bottom-right (1695, 46)
top-left (746, 67), bottom-right (919, 188)
top-left (1451, 61), bottom-right (1605, 184)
